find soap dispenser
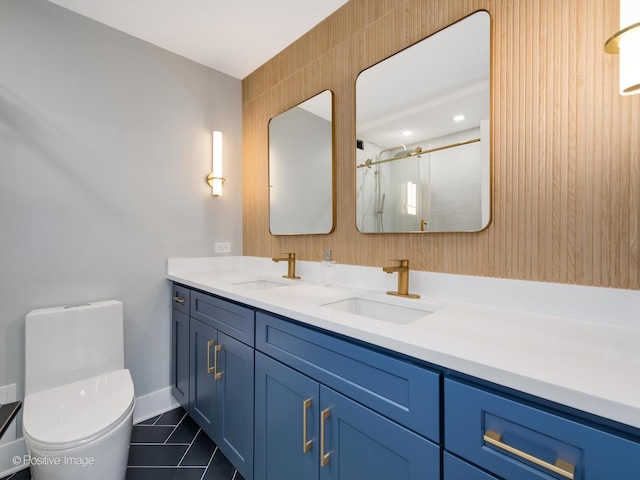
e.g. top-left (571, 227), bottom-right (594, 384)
top-left (321, 249), bottom-right (336, 286)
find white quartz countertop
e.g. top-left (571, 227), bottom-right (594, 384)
top-left (167, 256), bottom-right (640, 431)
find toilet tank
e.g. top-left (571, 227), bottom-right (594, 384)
top-left (25, 300), bottom-right (125, 396)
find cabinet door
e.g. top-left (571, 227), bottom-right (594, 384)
top-left (255, 352), bottom-right (320, 480)
top-left (171, 308), bottom-right (190, 409)
top-left (216, 331), bottom-right (255, 480)
top-left (319, 386), bottom-right (440, 480)
top-left (189, 317), bottom-right (218, 440)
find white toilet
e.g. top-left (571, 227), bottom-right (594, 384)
top-left (23, 300), bottom-right (135, 480)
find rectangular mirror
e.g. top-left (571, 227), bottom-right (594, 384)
top-left (355, 11), bottom-right (490, 233)
top-left (269, 90), bottom-right (334, 235)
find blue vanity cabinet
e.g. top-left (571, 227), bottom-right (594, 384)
top-left (254, 313), bottom-right (441, 480)
top-left (255, 312), bottom-right (440, 442)
top-left (255, 351), bottom-right (320, 480)
top-left (189, 323), bottom-right (255, 480)
top-left (191, 290), bottom-right (254, 346)
top-left (173, 282), bottom-right (640, 480)
top-left (443, 452), bottom-right (499, 480)
top-left (170, 285), bottom-right (190, 409)
top-left (183, 287), bottom-right (255, 480)
top-left (215, 330), bottom-right (254, 479)
top-left (319, 385), bottom-right (439, 480)
top-left (189, 316), bottom-right (218, 437)
top-left (444, 378), bottom-right (640, 480)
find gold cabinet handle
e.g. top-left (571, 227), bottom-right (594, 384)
top-left (213, 344), bottom-right (223, 380)
top-left (484, 430), bottom-right (575, 480)
top-left (172, 296), bottom-right (185, 304)
top-left (320, 407), bottom-right (331, 467)
top-left (302, 398), bottom-right (313, 453)
top-left (206, 340), bottom-right (216, 374)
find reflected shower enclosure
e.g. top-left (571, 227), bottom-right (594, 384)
top-left (355, 11), bottom-right (491, 233)
top-left (356, 126), bottom-right (489, 232)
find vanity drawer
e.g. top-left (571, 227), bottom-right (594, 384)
top-left (445, 378), bottom-right (640, 480)
top-left (255, 312), bottom-right (440, 442)
top-left (171, 283), bottom-right (190, 315)
top-left (191, 291), bottom-right (255, 346)
top-left (444, 452), bottom-right (499, 480)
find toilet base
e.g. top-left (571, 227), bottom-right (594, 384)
top-left (25, 402), bottom-right (133, 480)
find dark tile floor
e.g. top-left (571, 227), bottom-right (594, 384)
top-left (1, 407), bottom-right (243, 480)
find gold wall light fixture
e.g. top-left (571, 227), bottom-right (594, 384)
top-left (206, 130), bottom-right (225, 196)
top-left (605, 0), bottom-right (640, 95)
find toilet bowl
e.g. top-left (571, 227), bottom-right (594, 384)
top-left (23, 301), bottom-right (135, 480)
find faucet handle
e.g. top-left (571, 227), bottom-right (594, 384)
top-left (387, 259), bottom-right (409, 266)
top-left (272, 252), bottom-right (295, 260)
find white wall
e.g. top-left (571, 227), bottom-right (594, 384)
top-left (0, 0), bottom-right (243, 414)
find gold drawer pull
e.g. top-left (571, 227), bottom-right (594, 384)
top-left (484, 430), bottom-right (575, 480)
top-left (213, 344), bottom-right (223, 380)
top-left (172, 296), bottom-right (185, 304)
top-left (320, 408), bottom-right (331, 467)
top-left (206, 340), bottom-right (216, 374)
top-left (302, 398), bottom-right (313, 453)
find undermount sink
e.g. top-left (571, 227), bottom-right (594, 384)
top-left (320, 296), bottom-right (440, 324)
top-left (231, 278), bottom-right (290, 290)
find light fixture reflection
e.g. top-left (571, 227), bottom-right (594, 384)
top-left (407, 181), bottom-right (417, 215)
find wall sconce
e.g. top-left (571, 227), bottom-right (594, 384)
top-left (605, 0), bottom-right (640, 95)
top-left (206, 131), bottom-right (225, 196)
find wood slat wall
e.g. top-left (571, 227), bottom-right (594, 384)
top-left (242, 0), bottom-right (640, 290)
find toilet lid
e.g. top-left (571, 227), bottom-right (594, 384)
top-left (23, 369), bottom-right (134, 447)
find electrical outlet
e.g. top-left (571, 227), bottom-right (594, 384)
top-left (215, 242), bottom-right (231, 254)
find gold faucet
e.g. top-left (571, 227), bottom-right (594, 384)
top-left (382, 259), bottom-right (420, 299)
top-left (272, 252), bottom-right (300, 279)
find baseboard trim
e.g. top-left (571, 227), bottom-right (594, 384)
top-left (0, 437), bottom-right (28, 478)
top-left (133, 386), bottom-right (180, 424)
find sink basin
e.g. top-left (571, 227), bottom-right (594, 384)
top-left (231, 279), bottom-right (290, 290)
top-left (320, 296), bottom-right (439, 324)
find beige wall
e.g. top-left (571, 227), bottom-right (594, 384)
top-left (242, 0), bottom-right (640, 290)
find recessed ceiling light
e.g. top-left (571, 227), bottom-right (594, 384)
top-left (453, 114), bottom-right (465, 122)
top-left (402, 130), bottom-right (413, 136)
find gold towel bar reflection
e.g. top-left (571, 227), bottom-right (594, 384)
top-left (357, 138), bottom-right (481, 169)
top-left (484, 430), bottom-right (575, 480)
top-left (302, 398), bottom-right (313, 453)
top-left (172, 296), bottom-right (185, 304)
top-left (320, 408), bottom-right (331, 467)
